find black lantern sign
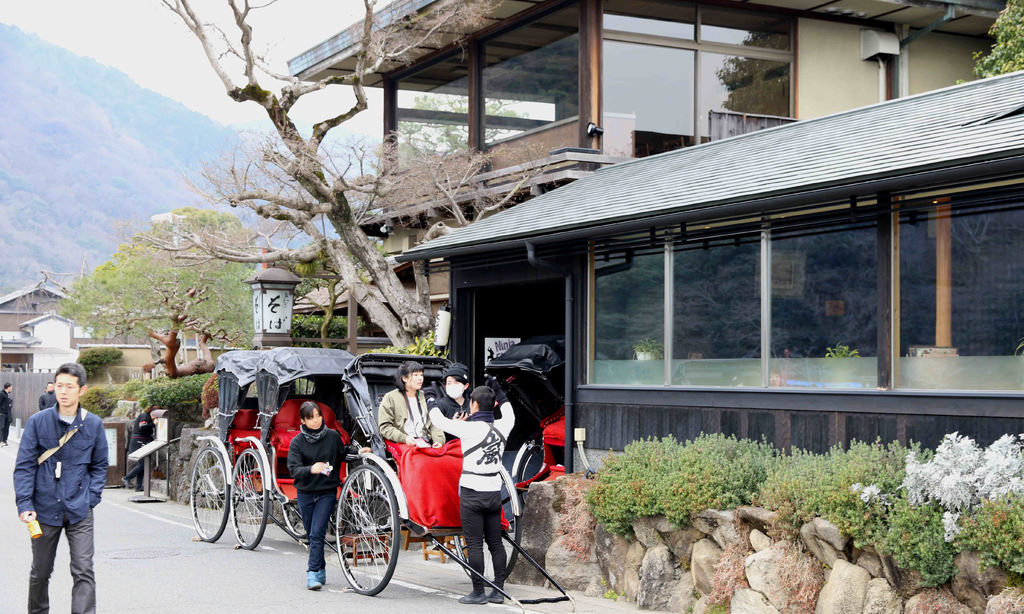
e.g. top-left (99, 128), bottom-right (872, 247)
top-left (245, 267), bottom-right (301, 348)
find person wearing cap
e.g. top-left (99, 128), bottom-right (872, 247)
top-left (434, 362), bottom-right (472, 426)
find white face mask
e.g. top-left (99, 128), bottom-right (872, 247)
top-left (445, 383), bottom-right (466, 400)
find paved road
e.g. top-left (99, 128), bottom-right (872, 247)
top-left (0, 438), bottom-right (651, 614)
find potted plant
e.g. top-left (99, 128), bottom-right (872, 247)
top-left (633, 338), bottom-right (664, 360)
top-left (825, 343), bottom-right (860, 358)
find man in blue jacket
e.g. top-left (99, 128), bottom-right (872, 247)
top-left (14, 362), bottom-right (108, 614)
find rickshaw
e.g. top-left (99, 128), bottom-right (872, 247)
top-left (485, 337), bottom-right (568, 490)
top-left (333, 353), bottom-right (574, 609)
top-left (189, 347), bottom-right (356, 549)
top-left (191, 349), bottom-right (573, 610)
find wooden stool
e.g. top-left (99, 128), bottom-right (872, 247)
top-left (402, 528), bottom-right (428, 551)
top-left (423, 535), bottom-right (456, 563)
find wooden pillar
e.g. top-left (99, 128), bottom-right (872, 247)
top-left (468, 40), bottom-right (483, 151)
top-left (934, 201), bottom-right (952, 347)
top-left (382, 76), bottom-right (397, 144)
top-left (876, 192), bottom-right (892, 389)
top-left (347, 294), bottom-right (359, 354)
top-left (578, 0), bottom-right (602, 150)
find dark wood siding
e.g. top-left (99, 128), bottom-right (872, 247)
top-left (578, 401), bottom-right (1024, 453)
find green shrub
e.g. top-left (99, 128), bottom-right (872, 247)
top-left (756, 439), bottom-right (911, 547)
top-left (587, 437), bottom-right (683, 535)
top-left (958, 495), bottom-right (1024, 576)
top-left (884, 498), bottom-right (957, 587)
top-left (370, 331), bottom-right (448, 357)
top-left (117, 379), bottom-right (148, 401)
top-left (137, 374), bottom-right (209, 424)
top-left (77, 347), bottom-right (123, 378)
top-left (587, 434), bottom-right (776, 534)
top-left (80, 386), bottom-right (119, 418)
top-left (659, 434), bottom-right (775, 528)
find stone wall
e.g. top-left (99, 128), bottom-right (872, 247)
top-left (517, 477), bottom-right (1019, 614)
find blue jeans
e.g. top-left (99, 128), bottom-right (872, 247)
top-left (297, 491), bottom-right (336, 573)
top-left (30, 510), bottom-right (95, 614)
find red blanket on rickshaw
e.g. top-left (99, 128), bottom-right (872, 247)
top-left (394, 439), bottom-right (464, 529)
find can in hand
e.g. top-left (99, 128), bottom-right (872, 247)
top-left (27, 519), bottom-right (42, 539)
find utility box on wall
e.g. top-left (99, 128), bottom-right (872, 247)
top-left (860, 29), bottom-right (900, 60)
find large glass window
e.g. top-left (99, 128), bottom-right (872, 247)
top-left (672, 241), bottom-right (761, 386)
top-left (700, 7), bottom-right (790, 50)
top-left (898, 205), bottom-right (1024, 390)
top-left (483, 7), bottom-right (579, 146)
top-left (700, 52), bottom-right (790, 120)
top-left (605, 0), bottom-right (695, 39)
top-left (592, 250), bottom-right (664, 385)
top-left (770, 226), bottom-right (878, 389)
top-left (396, 54), bottom-right (470, 153)
top-left (603, 3), bottom-right (791, 155)
top-left (603, 42), bottom-right (695, 157)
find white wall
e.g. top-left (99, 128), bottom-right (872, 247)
top-left (31, 319), bottom-right (72, 350)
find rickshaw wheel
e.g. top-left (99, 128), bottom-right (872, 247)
top-left (511, 438), bottom-right (545, 490)
top-left (281, 500), bottom-right (306, 540)
top-left (335, 463), bottom-right (400, 596)
top-left (230, 447), bottom-right (269, 550)
top-left (503, 489), bottom-right (524, 575)
top-left (452, 488), bottom-right (524, 580)
top-left (190, 446), bottom-right (230, 543)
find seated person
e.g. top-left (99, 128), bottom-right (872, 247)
top-left (431, 363), bottom-right (471, 440)
top-left (378, 360), bottom-right (444, 449)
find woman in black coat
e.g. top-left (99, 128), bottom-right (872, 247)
top-left (286, 401), bottom-right (344, 591)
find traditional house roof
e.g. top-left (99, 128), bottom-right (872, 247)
top-left (19, 313), bottom-right (74, 329)
top-left (0, 282), bottom-right (66, 312)
top-left (400, 71), bottom-right (1024, 261)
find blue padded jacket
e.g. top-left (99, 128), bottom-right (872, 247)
top-left (14, 406), bottom-right (108, 526)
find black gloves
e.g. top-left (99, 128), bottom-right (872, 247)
top-left (485, 375), bottom-right (509, 407)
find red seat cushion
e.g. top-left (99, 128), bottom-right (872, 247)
top-left (271, 400), bottom-right (350, 456)
top-left (232, 409), bottom-right (257, 430)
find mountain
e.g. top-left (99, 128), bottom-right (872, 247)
top-left (0, 24), bottom-right (239, 292)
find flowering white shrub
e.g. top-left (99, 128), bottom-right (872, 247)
top-left (850, 482), bottom-right (892, 506)
top-left (902, 432), bottom-right (1024, 540)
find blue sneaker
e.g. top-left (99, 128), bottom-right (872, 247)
top-left (306, 571), bottom-right (322, 591)
top-left (315, 569), bottom-right (326, 586)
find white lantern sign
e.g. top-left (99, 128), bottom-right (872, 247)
top-left (245, 267), bottom-right (302, 348)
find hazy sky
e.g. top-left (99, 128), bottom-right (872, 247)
top-left (0, 1), bottom-right (383, 136)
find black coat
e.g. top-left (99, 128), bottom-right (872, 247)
top-left (0, 390), bottom-right (11, 415)
top-left (128, 410), bottom-right (155, 453)
top-left (286, 428), bottom-right (344, 495)
top-left (38, 391), bottom-right (57, 411)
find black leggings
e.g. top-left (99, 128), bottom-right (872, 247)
top-left (459, 486), bottom-right (506, 592)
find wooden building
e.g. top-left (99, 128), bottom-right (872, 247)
top-left (291, 0), bottom-right (1017, 463)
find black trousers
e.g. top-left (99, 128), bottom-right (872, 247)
top-left (459, 486), bottom-right (505, 593)
top-left (0, 412), bottom-right (10, 443)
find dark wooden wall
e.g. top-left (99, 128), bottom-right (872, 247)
top-left (578, 402), bottom-right (1024, 454)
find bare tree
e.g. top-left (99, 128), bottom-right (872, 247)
top-left (161, 0), bottom-right (500, 345)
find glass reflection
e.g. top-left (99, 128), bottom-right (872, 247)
top-left (592, 251), bottom-right (665, 385)
top-left (603, 41), bottom-right (695, 157)
top-left (672, 242), bottom-right (761, 386)
top-left (701, 52), bottom-right (790, 119)
top-left (483, 8), bottom-right (579, 145)
top-left (397, 54), bottom-right (470, 153)
top-left (770, 226), bottom-right (878, 389)
top-left (898, 205), bottom-right (1024, 390)
top-left (700, 8), bottom-right (790, 50)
